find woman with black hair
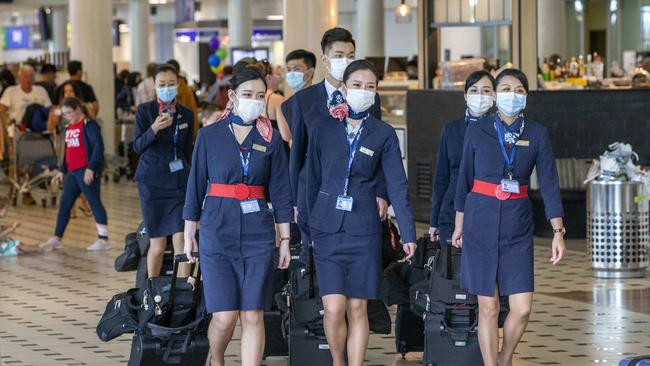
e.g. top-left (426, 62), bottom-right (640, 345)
top-left (304, 59), bottom-right (416, 366)
top-left (134, 64), bottom-right (195, 279)
top-left (429, 70), bottom-right (495, 247)
top-left (452, 68), bottom-right (566, 366)
top-left (183, 66), bottom-right (292, 366)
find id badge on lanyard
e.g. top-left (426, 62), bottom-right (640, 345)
top-left (169, 116), bottom-right (184, 173)
top-left (238, 144), bottom-right (260, 214)
top-left (495, 118), bottom-right (522, 195)
top-left (241, 199), bottom-right (260, 214)
top-left (335, 121), bottom-right (364, 212)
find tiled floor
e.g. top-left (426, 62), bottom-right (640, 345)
top-left (1, 181), bottom-right (649, 366)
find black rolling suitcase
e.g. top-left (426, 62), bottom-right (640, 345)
top-left (128, 253), bottom-right (210, 366)
top-left (134, 222), bottom-right (176, 289)
top-left (423, 305), bottom-right (483, 366)
top-left (395, 304), bottom-right (424, 358)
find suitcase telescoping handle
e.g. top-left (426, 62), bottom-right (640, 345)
top-left (445, 239), bottom-right (453, 280)
top-left (167, 252), bottom-right (201, 326)
top-left (417, 236), bottom-right (428, 267)
top-left (308, 243), bottom-right (315, 299)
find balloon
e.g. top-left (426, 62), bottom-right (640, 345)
top-left (209, 37), bottom-right (220, 52)
top-left (216, 47), bottom-right (228, 60)
top-left (210, 66), bottom-right (219, 74)
top-left (216, 63), bottom-right (225, 73)
top-left (208, 54), bottom-right (221, 68)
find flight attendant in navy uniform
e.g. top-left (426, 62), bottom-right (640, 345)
top-left (429, 70), bottom-right (495, 251)
top-left (134, 64), bottom-right (195, 278)
top-left (305, 60), bottom-right (417, 366)
top-left (183, 67), bottom-right (292, 366)
top-left (452, 69), bottom-right (566, 366)
top-left (283, 27), bottom-right (386, 262)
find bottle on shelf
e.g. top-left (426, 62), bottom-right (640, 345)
top-left (578, 55), bottom-right (585, 77)
top-left (585, 54), bottom-right (594, 77)
top-left (555, 58), bottom-right (563, 80)
top-left (593, 52), bottom-right (604, 81)
top-left (541, 58), bottom-right (550, 81)
top-left (569, 57), bottom-right (579, 78)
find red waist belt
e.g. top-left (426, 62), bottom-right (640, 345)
top-left (207, 183), bottom-right (265, 201)
top-left (471, 179), bottom-right (528, 200)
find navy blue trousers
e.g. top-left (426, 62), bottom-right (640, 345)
top-left (54, 169), bottom-right (108, 238)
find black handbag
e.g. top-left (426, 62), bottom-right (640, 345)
top-left (115, 232), bottom-right (141, 272)
top-left (367, 299), bottom-right (391, 335)
top-left (96, 288), bottom-right (139, 342)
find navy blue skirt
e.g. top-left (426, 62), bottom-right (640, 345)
top-left (137, 183), bottom-right (185, 238)
top-left (311, 228), bottom-right (382, 299)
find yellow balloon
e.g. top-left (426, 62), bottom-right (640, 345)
top-left (216, 63), bottom-right (225, 73)
top-left (210, 66), bottom-right (219, 74)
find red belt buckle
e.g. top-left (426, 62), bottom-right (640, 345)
top-left (494, 184), bottom-right (511, 201)
top-left (234, 184), bottom-right (251, 200)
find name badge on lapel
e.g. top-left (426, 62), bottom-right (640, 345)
top-left (515, 140), bottom-right (529, 147)
top-left (359, 146), bottom-right (374, 157)
top-left (240, 199), bottom-right (261, 214)
top-left (336, 195), bottom-right (354, 212)
top-left (252, 144), bottom-right (267, 153)
top-left (179, 123), bottom-right (189, 130)
top-left (169, 159), bottom-right (184, 173)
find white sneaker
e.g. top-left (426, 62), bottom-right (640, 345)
top-left (39, 237), bottom-right (63, 252)
top-left (87, 239), bottom-right (110, 251)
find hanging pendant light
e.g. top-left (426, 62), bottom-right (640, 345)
top-left (395, 0), bottom-right (412, 24)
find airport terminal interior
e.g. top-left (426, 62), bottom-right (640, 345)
top-left (1, 0), bottom-right (650, 365)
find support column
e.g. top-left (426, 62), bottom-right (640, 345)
top-left (196, 0), bottom-right (228, 21)
top-left (228, 0), bottom-right (253, 48)
top-left (537, 0), bottom-right (566, 61)
top-left (70, 0), bottom-right (115, 156)
top-left (129, 0), bottom-right (151, 74)
top-left (512, 0), bottom-right (538, 90)
top-left (356, 0), bottom-right (384, 59)
top-left (50, 5), bottom-right (67, 53)
top-left (283, 0), bottom-right (338, 90)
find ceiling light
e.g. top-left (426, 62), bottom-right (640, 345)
top-left (395, 0), bottom-right (412, 24)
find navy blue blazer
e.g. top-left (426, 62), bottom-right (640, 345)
top-left (134, 101), bottom-right (195, 189)
top-left (430, 118), bottom-right (466, 228)
top-left (454, 116), bottom-right (563, 220)
top-left (60, 118), bottom-right (104, 175)
top-left (283, 81), bottom-right (383, 212)
top-left (305, 115), bottom-right (416, 243)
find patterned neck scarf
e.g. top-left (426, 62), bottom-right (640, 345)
top-left (464, 109), bottom-right (483, 124)
top-left (495, 112), bottom-right (525, 147)
top-left (345, 120), bottom-right (363, 145)
top-left (157, 98), bottom-right (177, 114)
top-left (329, 90), bottom-right (349, 122)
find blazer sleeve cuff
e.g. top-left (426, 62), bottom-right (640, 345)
top-left (182, 207), bottom-right (201, 222)
top-left (273, 207), bottom-right (293, 224)
top-left (545, 208), bottom-right (564, 221)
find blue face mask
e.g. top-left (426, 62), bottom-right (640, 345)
top-left (496, 92), bottom-right (527, 117)
top-left (157, 86), bottom-right (178, 103)
top-left (285, 71), bottom-right (306, 91)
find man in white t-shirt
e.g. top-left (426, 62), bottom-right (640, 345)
top-left (0, 64), bottom-right (51, 125)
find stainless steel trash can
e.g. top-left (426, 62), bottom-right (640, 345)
top-left (587, 181), bottom-right (649, 278)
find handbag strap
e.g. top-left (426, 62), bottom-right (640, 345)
top-left (167, 252), bottom-right (200, 326)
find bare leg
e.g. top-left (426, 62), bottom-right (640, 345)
top-left (346, 298), bottom-right (369, 366)
top-left (498, 292), bottom-right (532, 366)
top-left (477, 290), bottom-right (500, 366)
top-left (240, 310), bottom-right (265, 366)
top-left (323, 294), bottom-right (348, 366)
top-left (171, 232), bottom-right (190, 277)
top-left (147, 237), bottom-right (166, 278)
top-left (208, 311), bottom-right (238, 366)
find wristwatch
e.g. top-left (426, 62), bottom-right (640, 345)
top-left (552, 227), bottom-right (566, 236)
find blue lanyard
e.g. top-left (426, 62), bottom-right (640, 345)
top-left (171, 115), bottom-right (179, 160)
top-left (342, 119), bottom-right (364, 196)
top-left (495, 117), bottom-right (517, 178)
top-left (230, 122), bottom-right (252, 183)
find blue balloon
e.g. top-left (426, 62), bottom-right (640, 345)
top-left (208, 54), bottom-right (221, 68)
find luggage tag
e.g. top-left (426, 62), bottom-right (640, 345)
top-left (240, 199), bottom-right (261, 214)
top-left (169, 159), bottom-right (184, 173)
top-left (500, 178), bottom-right (520, 194)
top-left (335, 195), bottom-right (354, 212)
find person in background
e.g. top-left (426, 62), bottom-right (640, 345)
top-left (116, 71), bottom-right (142, 113)
top-left (284, 27), bottom-right (386, 263)
top-left (429, 70), bottom-right (495, 251)
top-left (0, 68), bottom-right (16, 98)
top-left (406, 59), bottom-right (418, 80)
top-left (304, 60), bottom-right (416, 366)
top-left (165, 59), bottom-right (199, 139)
top-left (36, 63), bottom-right (58, 102)
top-left (134, 64), bottom-right (194, 278)
top-left (0, 64), bottom-right (52, 125)
top-left (55, 60), bottom-right (99, 117)
top-left (136, 62), bottom-right (158, 106)
top-left (204, 66), bottom-right (234, 111)
top-left (39, 97), bottom-right (109, 252)
top-left (199, 102), bottom-right (222, 127)
top-left (260, 60), bottom-right (291, 146)
top-left (285, 49), bottom-right (316, 93)
top-left (452, 68), bottom-right (566, 366)
top-left (183, 66), bottom-right (292, 366)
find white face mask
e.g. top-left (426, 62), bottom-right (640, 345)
top-left (496, 92), bottom-right (527, 117)
top-left (328, 57), bottom-right (352, 81)
top-left (345, 88), bottom-right (376, 113)
top-left (466, 94), bottom-right (494, 117)
top-left (233, 95), bottom-right (265, 124)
